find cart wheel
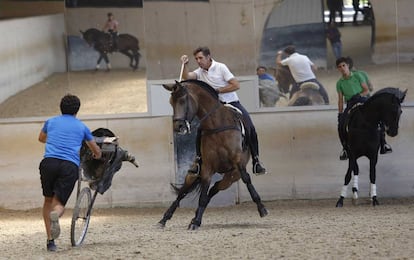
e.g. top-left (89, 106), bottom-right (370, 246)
top-left (71, 187), bottom-right (92, 246)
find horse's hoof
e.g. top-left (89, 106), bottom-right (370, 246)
top-left (372, 196), bottom-right (379, 206)
top-left (156, 221), bottom-right (166, 229)
top-left (336, 200), bottom-right (344, 208)
top-left (259, 207), bottom-right (268, 218)
top-left (188, 223), bottom-right (199, 230)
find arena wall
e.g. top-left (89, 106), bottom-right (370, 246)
top-left (1, 106), bottom-right (413, 210)
top-left (0, 14), bottom-right (66, 104)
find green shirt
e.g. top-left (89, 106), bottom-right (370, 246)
top-left (352, 70), bottom-right (373, 92)
top-left (336, 72), bottom-right (366, 101)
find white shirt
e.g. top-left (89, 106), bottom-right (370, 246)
top-left (281, 53), bottom-right (315, 82)
top-left (193, 59), bottom-right (239, 103)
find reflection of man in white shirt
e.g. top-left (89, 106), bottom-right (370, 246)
top-left (180, 46), bottom-right (267, 176)
top-left (276, 45), bottom-right (329, 104)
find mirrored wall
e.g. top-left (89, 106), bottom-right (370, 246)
top-left (0, 0), bottom-right (412, 118)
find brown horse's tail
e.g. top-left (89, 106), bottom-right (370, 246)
top-left (170, 175), bottom-right (201, 196)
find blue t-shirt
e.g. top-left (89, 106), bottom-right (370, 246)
top-left (258, 73), bottom-right (275, 81)
top-left (42, 114), bottom-right (94, 166)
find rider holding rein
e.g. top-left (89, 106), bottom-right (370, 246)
top-left (103, 12), bottom-right (119, 50)
top-left (180, 46), bottom-right (267, 176)
top-left (336, 57), bottom-right (369, 160)
top-left (336, 57), bottom-right (392, 160)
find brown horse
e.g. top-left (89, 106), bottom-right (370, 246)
top-left (159, 79), bottom-right (268, 230)
top-left (275, 64), bottom-right (329, 106)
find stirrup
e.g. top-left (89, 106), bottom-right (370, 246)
top-left (188, 157), bottom-right (201, 175)
top-left (380, 144), bottom-right (392, 154)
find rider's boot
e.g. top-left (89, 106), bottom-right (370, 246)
top-left (188, 156), bottom-right (201, 175)
top-left (380, 143), bottom-right (392, 154)
top-left (339, 149), bottom-right (348, 160)
top-left (253, 156), bottom-right (267, 175)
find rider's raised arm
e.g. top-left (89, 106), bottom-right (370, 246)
top-left (180, 55), bottom-right (196, 80)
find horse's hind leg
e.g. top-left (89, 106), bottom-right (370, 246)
top-left (336, 159), bottom-right (356, 207)
top-left (158, 177), bottom-right (200, 228)
top-left (239, 166), bottom-right (268, 217)
top-left (369, 159), bottom-right (379, 206)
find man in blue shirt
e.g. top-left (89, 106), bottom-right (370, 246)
top-left (38, 94), bottom-right (101, 251)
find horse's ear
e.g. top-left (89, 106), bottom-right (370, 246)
top-left (162, 83), bottom-right (176, 92)
top-left (400, 89), bottom-right (408, 103)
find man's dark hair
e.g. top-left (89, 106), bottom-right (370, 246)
top-left (193, 46), bottom-right (211, 57)
top-left (283, 45), bottom-right (296, 55)
top-left (346, 56), bottom-right (354, 69)
top-left (60, 94), bottom-right (81, 115)
top-left (336, 57), bottom-right (349, 67)
top-left (107, 12), bottom-right (113, 17)
top-left (257, 66), bottom-right (267, 71)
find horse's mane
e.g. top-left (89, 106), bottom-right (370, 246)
top-left (366, 87), bottom-right (403, 105)
top-left (182, 79), bottom-right (219, 100)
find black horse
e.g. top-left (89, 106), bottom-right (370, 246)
top-left (336, 87), bottom-right (407, 207)
top-left (80, 28), bottom-right (141, 71)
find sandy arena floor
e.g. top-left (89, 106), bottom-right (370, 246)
top-left (1, 198), bottom-right (413, 259)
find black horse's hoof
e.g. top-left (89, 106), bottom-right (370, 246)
top-left (259, 207), bottom-right (268, 218)
top-left (336, 197), bottom-right (344, 207)
top-left (372, 196), bottom-right (379, 206)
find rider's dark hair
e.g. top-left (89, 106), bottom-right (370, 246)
top-left (257, 66), bottom-right (267, 71)
top-left (283, 45), bottom-right (296, 55)
top-left (336, 57), bottom-right (349, 67)
top-left (107, 12), bottom-right (113, 17)
top-left (60, 94), bottom-right (81, 115)
top-left (193, 46), bottom-right (211, 57)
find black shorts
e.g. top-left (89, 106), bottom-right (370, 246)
top-left (39, 157), bottom-right (79, 206)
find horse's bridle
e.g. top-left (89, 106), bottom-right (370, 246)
top-left (172, 85), bottom-right (223, 134)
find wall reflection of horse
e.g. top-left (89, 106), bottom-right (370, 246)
top-left (275, 65), bottom-right (329, 106)
top-left (80, 28), bottom-right (141, 71)
top-left (336, 87), bottom-right (407, 207)
top-left (159, 80), bottom-right (268, 230)
top-left (258, 78), bottom-right (287, 107)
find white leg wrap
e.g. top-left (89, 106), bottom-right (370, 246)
top-left (353, 190), bottom-right (358, 200)
top-left (370, 183), bottom-right (377, 197)
top-left (96, 64), bottom-right (100, 69)
top-left (353, 175), bottom-right (359, 190)
top-left (341, 185), bottom-right (347, 197)
top-left (107, 63), bottom-right (112, 69)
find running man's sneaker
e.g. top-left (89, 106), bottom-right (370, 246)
top-left (50, 211), bottom-right (60, 240)
top-left (47, 239), bottom-right (57, 252)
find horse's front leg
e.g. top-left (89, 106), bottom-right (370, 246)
top-left (352, 164), bottom-right (360, 205)
top-left (158, 176), bottom-right (200, 228)
top-left (240, 165), bottom-right (268, 217)
top-left (369, 158), bottom-right (379, 206)
top-left (336, 158), bottom-right (356, 207)
top-left (188, 177), bottom-right (210, 230)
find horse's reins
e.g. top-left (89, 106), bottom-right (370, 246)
top-left (174, 85), bottom-right (240, 135)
